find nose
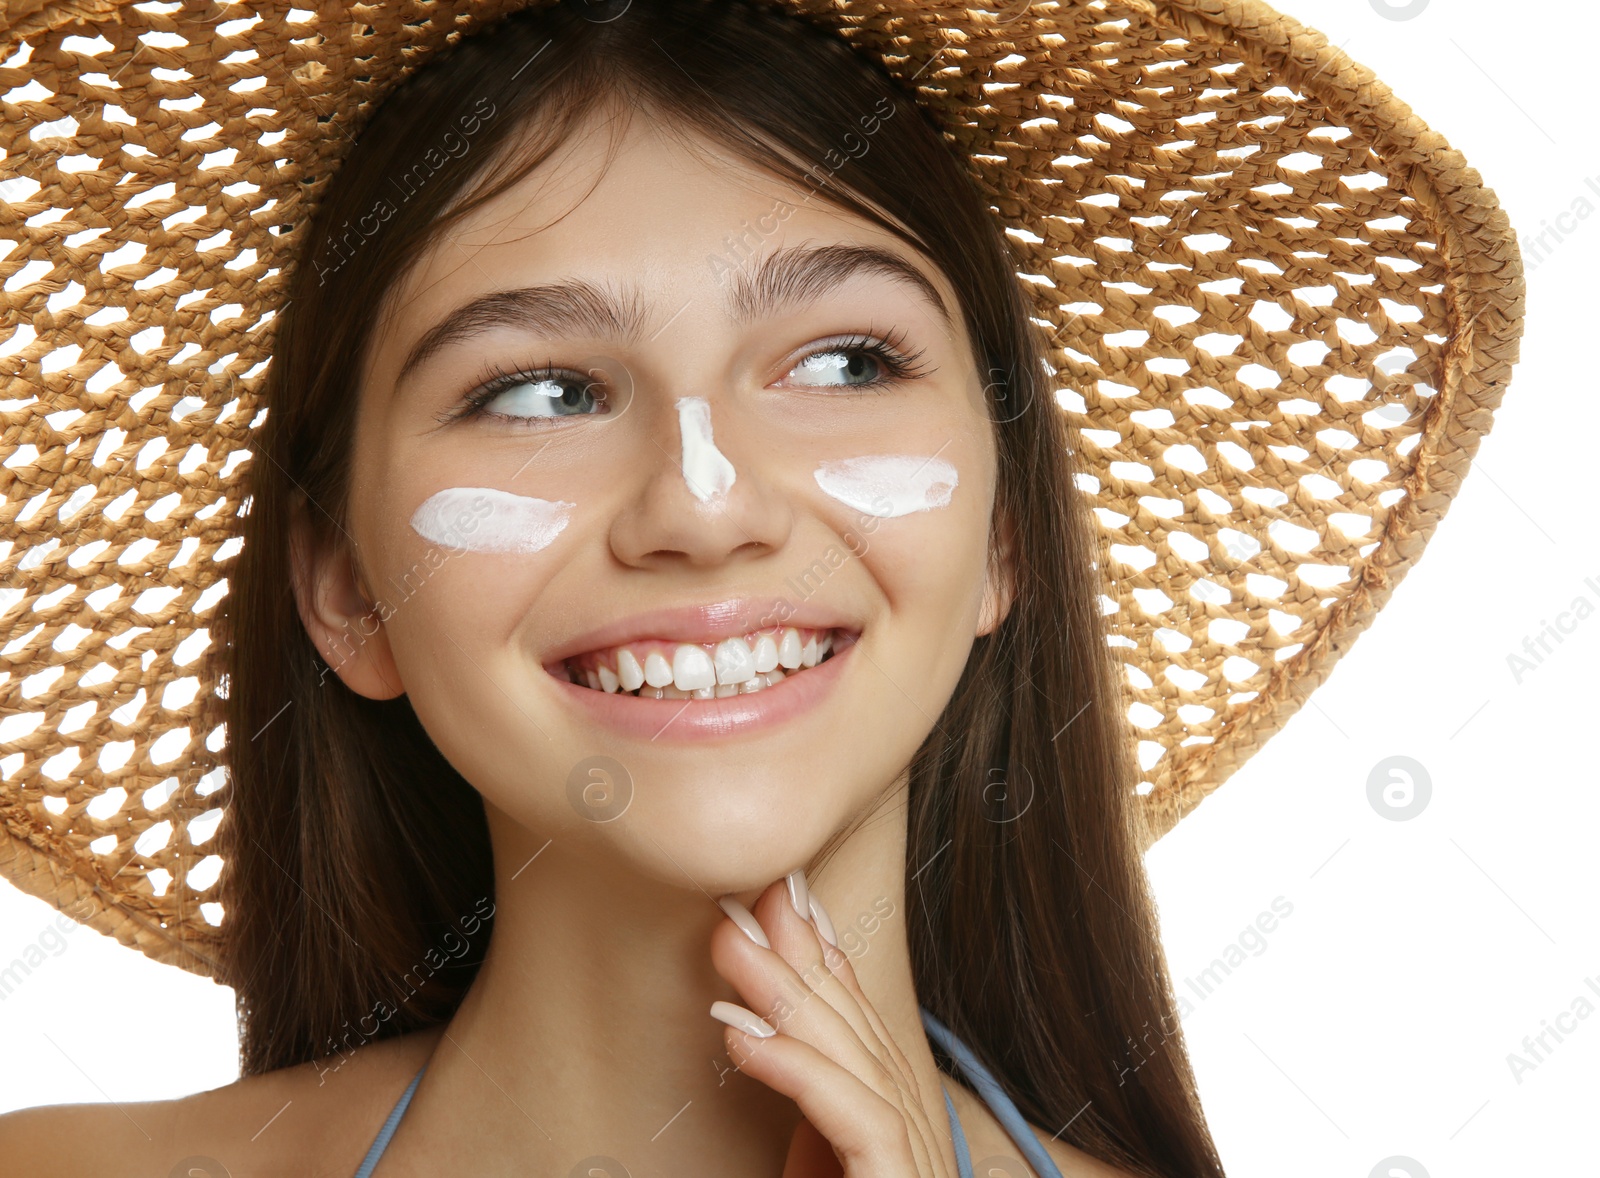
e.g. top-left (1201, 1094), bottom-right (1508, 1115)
top-left (608, 394), bottom-right (792, 570)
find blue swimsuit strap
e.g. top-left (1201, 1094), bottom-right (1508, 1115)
top-left (920, 1005), bottom-right (1065, 1178)
top-left (941, 1084), bottom-right (977, 1178)
top-left (353, 1013), bottom-right (1062, 1177)
top-left (351, 1062), bottom-right (425, 1178)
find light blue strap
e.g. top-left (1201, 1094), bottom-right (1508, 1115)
top-left (352, 1064), bottom-right (426, 1178)
top-left (942, 1084), bottom-right (976, 1178)
top-left (920, 1007), bottom-right (1065, 1178)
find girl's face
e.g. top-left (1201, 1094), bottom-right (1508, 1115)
top-left (318, 106), bottom-right (1009, 890)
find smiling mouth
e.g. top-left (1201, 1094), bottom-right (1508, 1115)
top-left (559, 626), bottom-right (848, 699)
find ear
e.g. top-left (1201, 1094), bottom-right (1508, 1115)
top-left (289, 496), bottom-right (405, 700)
top-left (976, 502), bottom-right (1017, 638)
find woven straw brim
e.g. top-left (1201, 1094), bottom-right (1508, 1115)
top-left (0, 0), bottom-right (1524, 977)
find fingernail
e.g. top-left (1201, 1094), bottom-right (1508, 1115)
top-left (807, 892), bottom-right (838, 947)
top-left (710, 1000), bottom-right (776, 1038)
top-left (716, 896), bottom-right (770, 948)
top-left (785, 869), bottom-right (810, 921)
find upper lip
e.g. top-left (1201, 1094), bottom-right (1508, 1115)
top-left (543, 597), bottom-right (860, 664)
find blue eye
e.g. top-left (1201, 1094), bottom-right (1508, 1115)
top-left (790, 347), bottom-right (885, 388)
top-left (449, 370), bottom-right (608, 425)
top-left (487, 376), bottom-right (603, 417)
top-left (782, 332), bottom-right (932, 392)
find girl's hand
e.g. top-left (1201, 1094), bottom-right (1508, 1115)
top-left (708, 874), bottom-right (956, 1178)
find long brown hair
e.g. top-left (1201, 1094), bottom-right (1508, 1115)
top-left (220, 1), bottom-right (1224, 1173)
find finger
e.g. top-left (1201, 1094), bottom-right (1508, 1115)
top-left (715, 1018), bottom-right (919, 1177)
top-left (803, 892), bottom-right (942, 1131)
top-left (756, 886), bottom-right (945, 1155)
top-left (752, 881), bottom-right (885, 1055)
top-left (741, 883), bottom-right (948, 1178)
top-left (711, 898), bottom-right (899, 1101)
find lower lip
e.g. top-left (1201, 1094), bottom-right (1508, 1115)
top-left (548, 639), bottom-right (856, 742)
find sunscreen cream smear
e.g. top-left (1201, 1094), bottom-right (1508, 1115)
top-left (813, 455), bottom-right (958, 518)
top-left (676, 396), bottom-right (737, 503)
top-left (410, 487), bottom-right (575, 554)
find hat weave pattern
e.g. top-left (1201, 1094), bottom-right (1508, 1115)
top-left (0, 0), bottom-right (1523, 975)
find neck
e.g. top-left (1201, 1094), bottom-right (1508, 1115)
top-left (402, 780), bottom-right (939, 1174)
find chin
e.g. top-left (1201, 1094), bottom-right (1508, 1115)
top-left (576, 756), bottom-right (872, 890)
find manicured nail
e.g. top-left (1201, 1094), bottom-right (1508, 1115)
top-left (710, 1000), bottom-right (776, 1038)
top-left (808, 892), bottom-right (838, 947)
top-left (717, 896), bottom-right (770, 948)
top-left (785, 869), bottom-right (810, 921)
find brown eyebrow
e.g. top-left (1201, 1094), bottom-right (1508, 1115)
top-left (722, 241), bottom-right (953, 333)
top-left (396, 279), bottom-right (649, 387)
top-left (394, 242), bottom-right (954, 389)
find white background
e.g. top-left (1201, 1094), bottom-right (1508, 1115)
top-left (1, 0), bottom-right (1592, 1174)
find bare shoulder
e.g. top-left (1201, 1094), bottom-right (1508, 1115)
top-left (1040, 1133), bottom-right (1148, 1178)
top-left (0, 1025), bottom-right (443, 1178)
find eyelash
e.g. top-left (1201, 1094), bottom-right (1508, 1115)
top-left (792, 326), bottom-right (934, 393)
top-left (438, 356), bottom-right (602, 427)
top-left (437, 327), bottom-right (933, 426)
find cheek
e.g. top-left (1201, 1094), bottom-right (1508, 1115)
top-left (812, 444), bottom-right (993, 593)
top-left (855, 497), bottom-right (990, 621)
top-left (370, 544), bottom-right (581, 829)
top-left (351, 451), bottom-right (584, 757)
top-left (409, 486), bottom-right (575, 554)
top-left (834, 446), bottom-right (995, 672)
top-left (366, 483), bottom-right (573, 671)
top-left (812, 453), bottom-right (959, 519)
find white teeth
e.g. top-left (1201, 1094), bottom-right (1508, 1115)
top-left (752, 632), bottom-right (779, 673)
top-left (777, 628), bottom-right (803, 670)
top-left (713, 636), bottom-right (756, 685)
top-left (616, 649), bottom-right (645, 692)
top-left (672, 644), bottom-right (716, 691)
top-left (575, 627), bottom-right (838, 697)
top-left (643, 651), bottom-right (674, 689)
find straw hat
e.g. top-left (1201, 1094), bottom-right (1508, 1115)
top-left (0, 0), bottom-right (1524, 978)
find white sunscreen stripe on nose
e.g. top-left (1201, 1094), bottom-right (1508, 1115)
top-left (410, 487), bottom-right (575, 554)
top-left (813, 455), bottom-right (959, 519)
top-left (676, 396), bottom-right (737, 503)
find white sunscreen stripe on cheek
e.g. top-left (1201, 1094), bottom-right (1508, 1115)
top-left (675, 396), bottom-right (737, 503)
top-left (409, 487), bottom-right (576, 554)
top-left (813, 455), bottom-right (959, 519)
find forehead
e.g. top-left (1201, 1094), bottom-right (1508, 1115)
top-left (367, 105), bottom-right (966, 367)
